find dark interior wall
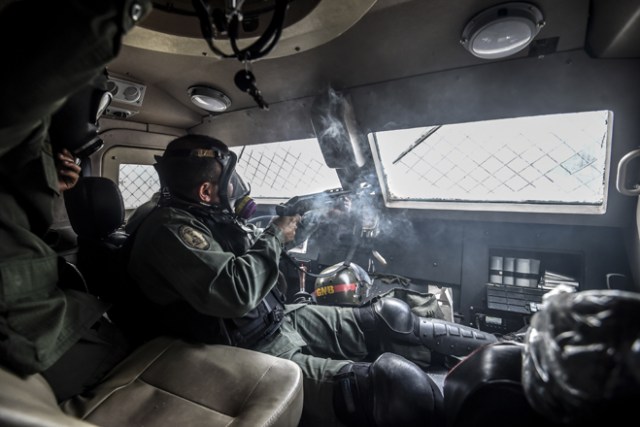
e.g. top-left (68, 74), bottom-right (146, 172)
top-left (345, 49), bottom-right (638, 320)
top-left (289, 208), bottom-right (632, 328)
top-left (364, 213), bottom-right (632, 327)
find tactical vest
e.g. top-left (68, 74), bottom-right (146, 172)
top-left (153, 198), bottom-right (286, 349)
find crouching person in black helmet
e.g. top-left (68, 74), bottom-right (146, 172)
top-left (126, 135), bottom-right (495, 427)
top-left (0, 1), bottom-right (151, 401)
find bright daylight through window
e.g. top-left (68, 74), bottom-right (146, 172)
top-left (118, 164), bottom-right (160, 210)
top-left (370, 110), bottom-right (613, 214)
top-left (231, 138), bottom-right (341, 201)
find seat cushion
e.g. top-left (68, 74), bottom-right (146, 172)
top-left (0, 367), bottom-right (94, 427)
top-left (62, 336), bottom-right (303, 427)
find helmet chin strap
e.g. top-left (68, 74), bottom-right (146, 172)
top-left (282, 251), bottom-right (337, 279)
top-left (283, 220), bottom-right (362, 279)
top-left (159, 186), bottom-right (229, 215)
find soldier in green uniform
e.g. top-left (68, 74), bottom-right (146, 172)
top-left (0, 0), bottom-right (151, 401)
top-left (128, 135), bottom-right (497, 427)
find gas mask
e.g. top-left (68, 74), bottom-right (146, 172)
top-left (154, 136), bottom-right (254, 217)
top-left (205, 149), bottom-right (255, 216)
top-left (48, 71), bottom-right (112, 158)
top-left (219, 151), bottom-right (254, 216)
top-left (230, 172), bottom-right (257, 219)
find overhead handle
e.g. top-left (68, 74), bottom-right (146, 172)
top-left (616, 148), bottom-right (640, 196)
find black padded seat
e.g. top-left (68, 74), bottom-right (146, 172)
top-left (64, 177), bottom-right (157, 342)
top-left (65, 177), bottom-right (127, 244)
top-left (1, 336), bottom-right (303, 427)
top-left (64, 177), bottom-right (128, 302)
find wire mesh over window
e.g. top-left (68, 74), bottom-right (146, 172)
top-left (371, 110), bottom-right (612, 211)
top-left (118, 164), bottom-right (160, 210)
top-left (231, 138), bottom-right (341, 199)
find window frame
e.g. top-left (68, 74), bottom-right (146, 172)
top-left (101, 145), bottom-right (164, 213)
top-left (368, 111), bottom-right (614, 215)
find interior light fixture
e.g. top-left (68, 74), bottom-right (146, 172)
top-left (188, 86), bottom-right (232, 112)
top-left (461, 2), bottom-right (545, 59)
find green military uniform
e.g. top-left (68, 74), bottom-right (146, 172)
top-left (128, 205), bottom-right (433, 426)
top-left (0, 0), bottom-right (151, 376)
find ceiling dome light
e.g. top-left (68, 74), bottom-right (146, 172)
top-left (461, 2), bottom-right (545, 60)
top-left (188, 86), bottom-right (231, 112)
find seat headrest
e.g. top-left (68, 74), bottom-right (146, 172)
top-left (65, 177), bottom-right (124, 239)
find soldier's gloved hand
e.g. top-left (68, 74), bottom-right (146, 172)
top-left (272, 214), bottom-right (301, 243)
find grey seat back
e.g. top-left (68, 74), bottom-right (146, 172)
top-left (1, 336), bottom-right (304, 427)
top-left (62, 336), bottom-right (304, 427)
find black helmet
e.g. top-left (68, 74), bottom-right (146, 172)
top-left (314, 262), bottom-right (372, 306)
top-left (49, 70), bottom-right (112, 158)
top-left (154, 135), bottom-right (250, 213)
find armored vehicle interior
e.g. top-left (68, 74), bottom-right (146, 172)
top-left (2, 0), bottom-right (640, 426)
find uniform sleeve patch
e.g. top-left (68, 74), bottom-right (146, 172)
top-left (178, 225), bottom-right (210, 250)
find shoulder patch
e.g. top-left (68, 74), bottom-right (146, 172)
top-left (178, 225), bottom-right (210, 250)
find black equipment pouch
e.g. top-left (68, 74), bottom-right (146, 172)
top-left (223, 290), bottom-right (285, 348)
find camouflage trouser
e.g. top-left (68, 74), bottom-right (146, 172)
top-left (254, 303), bottom-right (362, 427)
top-left (255, 296), bottom-right (438, 427)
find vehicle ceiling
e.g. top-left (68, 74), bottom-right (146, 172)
top-left (106, 0), bottom-right (640, 130)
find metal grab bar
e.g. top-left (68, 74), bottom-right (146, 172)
top-left (616, 148), bottom-right (640, 196)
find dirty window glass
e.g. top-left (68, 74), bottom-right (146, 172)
top-left (231, 138), bottom-right (342, 200)
top-left (118, 164), bottom-right (160, 210)
top-left (370, 110), bottom-right (612, 213)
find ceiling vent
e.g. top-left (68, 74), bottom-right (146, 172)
top-left (106, 77), bottom-right (147, 106)
top-left (104, 76), bottom-right (146, 119)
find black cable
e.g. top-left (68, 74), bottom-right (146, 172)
top-left (192, 0), bottom-right (234, 58)
top-left (282, 222), bottom-right (363, 279)
top-left (192, 0), bottom-right (290, 61)
top-left (282, 251), bottom-right (334, 279)
top-left (228, 0), bottom-right (289, 61)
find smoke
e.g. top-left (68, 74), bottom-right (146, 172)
top-left (311, 86), bottom-right (359, 168)
top-left (318, 115), bottom-right (345, 140)
top-left (316, 86), bottom-right (346, 140)
top-left (306, 88), bottom-right (426, 271)
top-left (318, 87), bottom-right (347, 138)
top-left (377, 209), bottom-right (420, 246)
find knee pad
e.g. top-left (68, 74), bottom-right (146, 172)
top-left (333, 353), bottom-right (443, 427)
top-left (355, 297), bottom-right (418, 349)
top-left (356, 297), bottom-right (497, 358)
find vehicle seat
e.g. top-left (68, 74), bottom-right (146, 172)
top-left (58, 177), bottom-right (305, 426)
top-left (1, 336), bottom-right (304, 427)
top-left (0, 366), bottom-right (93, 426)
top-left (57, 177), bottom-right (305, 425)
top-left (64, 176), bottom-right (128, 303)
top-left (64, 176), bottom-right (158, 343)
